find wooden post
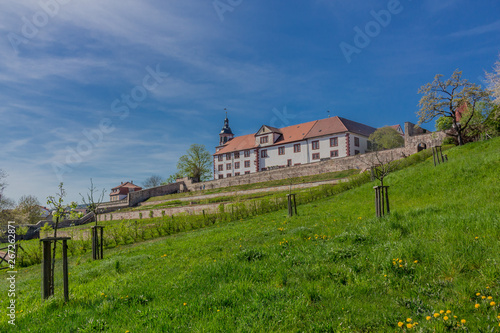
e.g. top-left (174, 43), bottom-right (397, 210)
top-left (91, 226), bottom-right (105, 260)
top-left (41, 240), bottom-right (52, 299)
top-left (287, 194), bottom-right (297, 217)
top-left (40, 237), bottom-right (71, 301)
top-left (374, 186), bottom-right (390, 218)
top-left (384, 186), bottom-right (390, 214)
top-left (62, 239), bottom-right (69, 302)
top-left (374, 186), bottom-right (380, 218)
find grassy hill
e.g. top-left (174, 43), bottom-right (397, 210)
top-left (1, 138), bottom-right (499, 332)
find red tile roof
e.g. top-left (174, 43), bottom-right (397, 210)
top-left (214, 116), bottom-right (376, 155)
top-left (111, 182), bottom-right (142, 191)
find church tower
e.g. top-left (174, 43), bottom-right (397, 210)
top-left (219, 111), bottom-right (234, 146)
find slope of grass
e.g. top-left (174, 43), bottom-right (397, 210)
top-left (145, 169), bottom-right (358, 202)
top-left (1, 139), bottom-right (499, 332)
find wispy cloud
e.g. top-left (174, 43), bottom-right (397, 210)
top-left (449, 20), bottom-right (500, 38)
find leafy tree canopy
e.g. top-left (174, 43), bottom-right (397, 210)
top-left (417, 69), bottom-right (490, 145)
top-left (176, 144), bottom-right (212, 182)
top-left (368, 127), bottom-right (404, 150)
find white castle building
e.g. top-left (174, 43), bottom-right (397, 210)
top-left (213, 114), bottom-right (379, 179)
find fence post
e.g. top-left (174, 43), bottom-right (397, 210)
top-left (287, 194), bottom-right (297, 217)
top-left (62, 239), bottom-right (69, 302)
top-left (41, 240), bottom-right (52, 299)
top-left (40, 237), bottom-right (71, 301)
top-left (91, 226), bottom-right (105, 260)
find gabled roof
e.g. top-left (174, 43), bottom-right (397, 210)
top-left (275, 120), bottom-right (318, 145)
top-left (111, 182), bottom-right (142, 191)
top-left (256, 125), bottom-right (282, 135)
top-left (305, 116), bottom-right (376, 139)
top-left (215, 133), bottom-right (256, 155)
top-left (388, 124), bottom-right (404, 134)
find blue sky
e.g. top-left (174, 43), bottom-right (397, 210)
top-left (1, 0), bottom-right (499, 204)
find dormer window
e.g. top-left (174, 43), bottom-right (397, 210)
top-left (260, 136), bottom-right (268, 144)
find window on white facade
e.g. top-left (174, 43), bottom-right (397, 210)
top-left (260, 136), bottom-right (268, 144)
top-left (218, 165), bottom-right (224, 171)
top-left (287, 159), bottom-right (292, 166)
top-left (354, 137), bottom-right (360, 147)
top-left (330, 137), bottom-right (338, 147)
top-left (235, 162), bottom-right (240, 169)
top-left (312, 141), bottom-right (319, 150)
top-left (218, 155), bottom-right (223, 161)
top-left (294, 144), bottom-right (301, 153)
top-left (226, 153), bottom-right (231, 160)
top-left (312, 153), bottom-right (320, 160)
top-left (244, 161), bottom-right (250, 168)
top-left (278, 146), bottom-right (285, 155)
top-left (261, 150), bottom-right (268, 158)
top-left (226, 163), bottom-right (231, 170)
top-left (234, 152), bottom-right (240, 159)
top-left (244, 150), bottom-right (251, 157)
top-left (330, 150), bottom-right (339, 157)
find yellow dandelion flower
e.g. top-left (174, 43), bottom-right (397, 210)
top-left (490, 302), bottom-right (496, 306)
top-left (414, 260), bottom-right (418, 263)
top-left (482, 296), bottom-right (486, 299)
top-left (476, 293), bottom-right (481, 296)
top-left (183, 303), bottom-right (187, 306)
top-left (398, 322), bottom-right (404, 327)
top-left (217, 309), bottom-right (220, 312)
top-left (426, 316), bottom-right (431, 320)
top-left (446, 310), bottom-right (451, 314)
top-left (434, 313), bottom-right (440, 318)
top-left (406, 323), bottom-right (413, 329)
top-left (488, 296), bottom-right (493, 300)
top-left (101, 292), bottom-right (105, 296)
top-left (475, 304), bottom-right (480, 309)
top-left (440, 310), bottom-right (445, 314)
top-left (406, 318), bottom-right (412, 322)
top-left (443, 316), bottom-right (449, 321)
top-left (461, 319), bottom-right (466, 324)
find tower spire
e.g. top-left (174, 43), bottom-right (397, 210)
top-left (219, 108), bottom-right (234, 146)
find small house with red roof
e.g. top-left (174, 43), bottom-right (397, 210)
top-left (213, 115), bottom-right (377, 179)
top-left (389, 124), bottom-right (404, 135)
top-left (110, 181), bottom-right (142, 201)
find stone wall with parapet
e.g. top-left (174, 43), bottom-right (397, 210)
top-left (404, 122), bottom-right (447, 151)
top-left (128, 182), bottom-right (185, 207)
top-left (97, 202), bottom-right (220, 222)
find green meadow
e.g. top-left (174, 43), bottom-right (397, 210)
top-left (1, 138), bottom-right (499, 332)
